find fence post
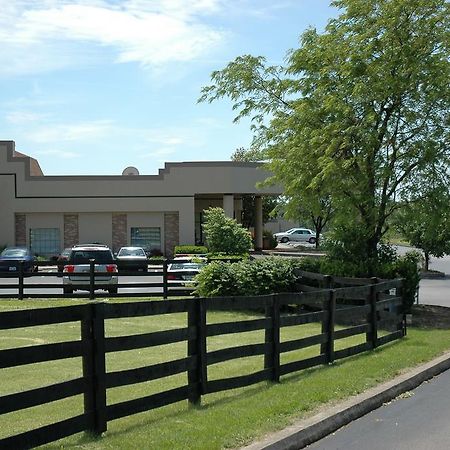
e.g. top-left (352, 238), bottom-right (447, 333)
top-left (264, 295), bottom-right (280, 382)
top-left (320, 275), bottom-right (332, 356)
top-left (368, 277), bottom-right (378, 349)
top-left (188, 297), bottom-right (207, 405)
top-left (89, 259), bottom-right (95, 300)
top-left (18, 260), bottom-right (24, 300)
top-left (324, 289), bottom-right (336, 364)
top-left (81, 302), bottom-right (107, 434)
top-left (162, 259), bottom-right (168, 300)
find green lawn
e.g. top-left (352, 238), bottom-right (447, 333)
top-left (0, 298), bottom-right (449, 449)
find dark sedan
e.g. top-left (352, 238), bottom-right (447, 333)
top-left (115, 247), bottom-right (149, 272)
top-left (0, 247), bottom-right (37, 275)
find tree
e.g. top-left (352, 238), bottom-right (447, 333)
top-left (200, 0), bottom-right (450, 274)
top-left (202, 207), bottom-right (253, 254)
top-left (395, 188), bottom-right (450, 271)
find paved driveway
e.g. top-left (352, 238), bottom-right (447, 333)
top-left (307, 367), bottom-right (450, 450)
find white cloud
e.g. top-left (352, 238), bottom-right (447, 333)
top-left (139, 147), bottom-right (177, 159)
top-left (6, 110), bottom-right (46, 124)
top-left (0, 0), bottom-right (227, 74)
top-left (28, 120), bottom-right (114, 143)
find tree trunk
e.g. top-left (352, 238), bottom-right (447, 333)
top-left (424, 251), bottom-right (430, 271)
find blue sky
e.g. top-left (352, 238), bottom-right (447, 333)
top-left (1, 0), bottom-right (337, 175)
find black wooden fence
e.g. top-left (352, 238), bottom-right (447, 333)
top-left (0, 277), bottom-right (405, 449)
top-left (0, 259), bottom-right (194, 299)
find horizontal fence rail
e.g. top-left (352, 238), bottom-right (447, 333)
top-left (0, 277), bottom-right (405, 449)
top-left (0, 258), bottom-right (196, 300)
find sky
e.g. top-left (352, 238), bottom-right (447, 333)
top-left (0, 0), bottom-right (338, 175)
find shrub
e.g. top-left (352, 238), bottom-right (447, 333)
top-left (195, 257), bottom-right (308, 297)
top-left (207, 254), bottom-right (249, 263)
top-left (174, 245), bottom-right (208, 255)
top-left (263, 230), bottom-right (278, 249)
top-left (318, 250), bottom-right (420, 312)
top-left (195, 261), bottom-right (239, 297)
top-left (203, 207), bottom-right (252, 255)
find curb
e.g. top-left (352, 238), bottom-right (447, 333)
top-left (242, 350), bottom-right (450, 450)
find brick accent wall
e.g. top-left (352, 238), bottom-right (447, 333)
top-left (15, 214), bottom-right (26, 246)
top-left (164, 212), bottom-right (179, 258)
top-left (112, 213), bottom-right (127, 252)
top-left (64, 214), bottom-right (79, 248)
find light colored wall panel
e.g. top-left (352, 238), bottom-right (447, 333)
top-left (78, 213), bottom-right (113, 247)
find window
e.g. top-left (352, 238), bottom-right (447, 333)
top-left (30, 228), bottom-right (60, 256)
top-left (130, 227), bottom-right (161, 252)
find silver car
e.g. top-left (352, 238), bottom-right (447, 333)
top-left (63, 244), bottom-right (118, 294)
top-left (273, 228), bottom-right (317, 244)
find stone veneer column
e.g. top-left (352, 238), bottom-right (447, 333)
top-left (64, 214), bottom-right (79, 248)
top-left (164, 212), bottom-right (179, 258)
top-left (112, 214), bottom-right (127, 252)
top-left (15, 214), bottom-right (26, 246)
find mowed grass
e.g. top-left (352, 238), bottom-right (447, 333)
top-left (0, 298), bottom-right (449, 449)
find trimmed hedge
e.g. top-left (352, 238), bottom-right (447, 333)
top-left (174, 245), bottom-right (208, 255)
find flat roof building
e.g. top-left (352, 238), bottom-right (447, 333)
top-left (0, 141), bottom-right (282, 257)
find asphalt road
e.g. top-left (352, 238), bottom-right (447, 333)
top-left (307, 368), bottom-right (450, 450)
top-left (418, 253), bottom-right (450, 308)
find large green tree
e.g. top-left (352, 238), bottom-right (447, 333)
top-left (395, 187), bottom-right (450, 271)
top-left (200, 0), bottom-right (450, 273)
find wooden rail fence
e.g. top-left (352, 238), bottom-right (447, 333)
top-left (0, 278), bottom-right (405, 449)
top-left (0, 258), bottom-right (194, 299)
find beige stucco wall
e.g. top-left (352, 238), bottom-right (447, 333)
top-left (78, 213), bottom-right (113, 247)
top-left (0, 141), bottom-right (282, 249)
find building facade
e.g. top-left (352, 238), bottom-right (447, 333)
top-left (0, 141), bottom-right (282, 257)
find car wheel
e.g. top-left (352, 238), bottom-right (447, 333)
top-left (108, 286), bottom-right (118, 295)
top-left (280, 237), bottom-right (289, 243)
top-left (308, 237), bottom-right (317, 244)
top-left (63, 286), bottom-right (73, 294)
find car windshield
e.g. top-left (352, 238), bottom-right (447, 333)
top-left (72, 250), bottom-right (113, 264)
top-left (118, 248), bottom-right (146, 257)
top-left (1, 248), bottom-right (27, 257)
top-left (169, 263), bottom-right (204, 271)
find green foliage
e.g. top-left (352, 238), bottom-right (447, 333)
top-left (148, 256), bottom-right (165, 265)
top-left (195, 257), bottom-right (308, 297)
top-left (207, 254), bottom-right (248, 263)
top-left (201, 0), bottom-right (450, 273)
top-left (395, 189), bottom-right (450, 270)
top-left (174, 245), bottom-right (208, 255)
top-left (202, 207), bottom-right (253, 255)
top-left (318, 248), bottom-right (420, 313)
top-left (263, 230), bottom-right (278, 249)
top-left (389, 252), bottom-right (422, 313)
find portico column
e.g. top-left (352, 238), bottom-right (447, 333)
top-left (223, 194), bottom-right (234, 219)
top-left (255, 195), bottom-right (263, 250)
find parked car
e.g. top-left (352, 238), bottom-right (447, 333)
top-left (0, 247), bottom-right (37, 275)
top-left (167, 257), bottom-right (206, 288)
top-left (115, 246), bottom-right (148, 272)
top-left (56, 247), bottom-right (72, 273)
top-left (62, 244), bottom-right (118, 294)
top-left (273, 228), bottom-right (317, 244)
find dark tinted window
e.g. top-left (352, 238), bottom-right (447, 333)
top-left (1, 248), bottom-right (28, 257)
top-left (71, 250), bottom-right (114, 264)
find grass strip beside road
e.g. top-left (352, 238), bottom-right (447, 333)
top-left (0, 299), bottom-right (449, 449)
